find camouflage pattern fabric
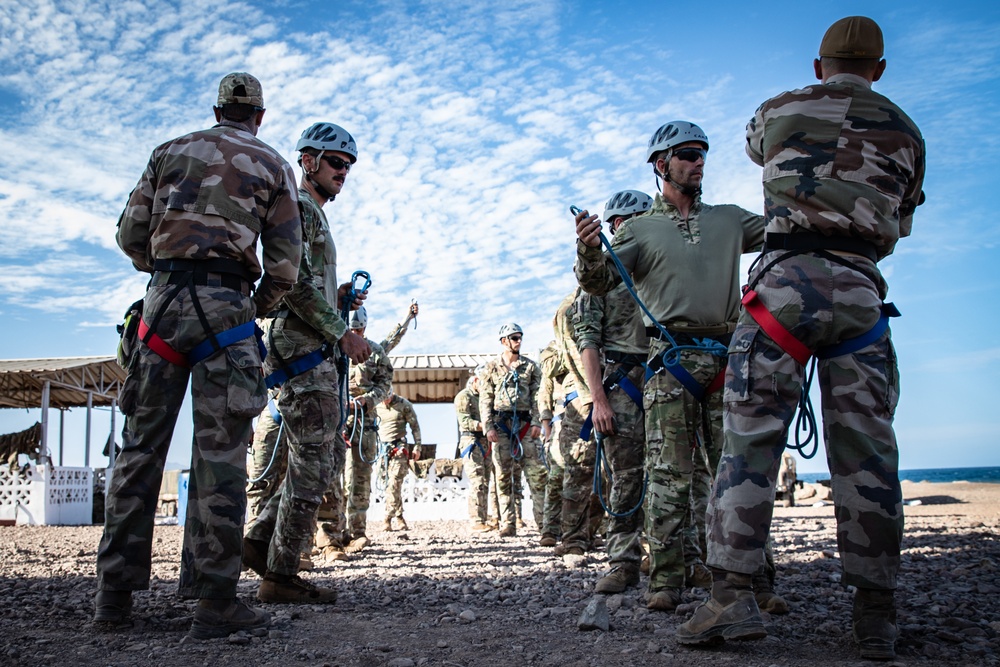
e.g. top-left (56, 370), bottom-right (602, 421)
top-left (343, 412), bottom-right (378, 537)
top-left (708, 252), bottom-right (903, 590)
top-left (455, 384), bottom-right (492, 523)
top-left (384, 449), bottom-right (411, 519)
top-left (643, 337), bottom-right (726, 592)
top-left (100, 109), bottom-right (299, 600)
top-left (541, 422), bottom-right (566, 539)
top-left (245, 189), bottom-right (347, 576)
top-left (479, 354), bottom-right (541, 533)
top-left (376, 396), bottom-right (421, 521)
top-left (244, 361), bottom-right (342, 575)
top-left (599, 362), bottom-right (647, 566)
top-left (116, 119), bottom-right (301, 315)
top-left (97, 285), bottom-right (265, 599)
top-left (246, 394), bottom-right (287, 523)
top-left (746, 73), bottom-right (925, 259)
top-left (519, 435), bottom-right (548, 529)
top-left (685, 443), bottom-right (712, 564)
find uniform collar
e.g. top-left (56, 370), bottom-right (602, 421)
top-left (825, 73), bottom-right (873, 90)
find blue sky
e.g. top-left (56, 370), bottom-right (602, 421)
top-left (0, 0), bottom-right (997, 474)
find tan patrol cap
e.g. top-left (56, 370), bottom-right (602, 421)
top-left (819, 16), bottom-right (884, 59)
top-left (217, 72), bottom-right (264, 107)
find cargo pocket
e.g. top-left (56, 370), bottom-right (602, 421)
top-left (724, 326), bottom-right (758, 404)
top-left (117, 366), bottom-right (140, 417)
top-left (224, 338), bottom-right (268, 418)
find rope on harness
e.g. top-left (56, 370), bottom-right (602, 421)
top-left (248, 412), bottom-right (284, 485)
top-left (740, 246), bottom-right (901, 460)
top-left (338, 270), bottom-right (372, 428)
top-left (499, 368), bottom-right (525, 460)
top-left (592, 432), bottom-right (647, 518)
top-left (580, 365), bottom-right (645, 441)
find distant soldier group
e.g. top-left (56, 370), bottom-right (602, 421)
top-left (97, 14), bottom-right (923, 661)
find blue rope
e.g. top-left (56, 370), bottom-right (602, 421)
top-left (592, 432), bottom-right (647, 518)
top-left (500, 369), bottom-right (524, 460)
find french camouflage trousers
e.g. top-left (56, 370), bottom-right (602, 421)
top-left (520, 436), bottom-right (548, 529)
top-left (463, 435), bottom-right (493, 522)
top-left (247, 397), bottom-right (287, 523)
top-left (542, 419), bottom-right (566, 537)
top-left (344, 415), bottom-right (377, 537)
top-left (643, 339), bottom-right (725, 592)
top-left (708, 252), bottom-right (902, 590)
top-left (97, 283), bottom-right (264, 599)
top-left (384, 450), bottom-right (411, 519)
top-left (245, 359), bottom-right (343, 576)
top-left (601, 363), bottom-right (647, 566)
top-left (559, 400), bottom-right (597, 550)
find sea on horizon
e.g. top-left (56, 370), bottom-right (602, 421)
top-left (798, 466), bottom-right (1000, 485)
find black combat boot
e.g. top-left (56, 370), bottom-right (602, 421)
top-left (853, 588), bottom-right (897, 660)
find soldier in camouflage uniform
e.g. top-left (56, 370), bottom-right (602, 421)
top-left (376, 391), bottom-right (422, 529)
top-left (247, 386), bottom-right (285, 523)
top-left (479, 324), bottom-right (542, 537)
top-left (575, 190), bottom-right (653, 592)
top-left (537, 341), bottom-right (566, 546)
top-left (456, 369), bottom-right (492, 531)
top-left (337, 306), bottom-right (393, 553)
top-left (242, 121), bottom-right (371, 605)
top-left (679, 18), bottom-right (925, 659)
top-left (518, 434), bottom-right (548, 531)
top-left (548, 291), bottom-right (600, 557)
top-left (96, 73), bottom-right (301, 638)
top-left (575, 121), bottom-right (764, 611)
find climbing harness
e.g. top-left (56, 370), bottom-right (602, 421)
top-left (139, 258), bottom-right (265, 367)
top-left (580, 354), bottom-right (646, 442)
top-left (740, 233), bottom-right (901, 459)
top-left (592, 432), bottom-right (648, 518)
top-left (248, 398), bottom-right (285, 485)
top-left (337, 271), bottom-right (372, 427)
top-left (495, 367), bottom-right (528, 460)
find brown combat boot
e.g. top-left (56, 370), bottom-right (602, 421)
top-left (93, 590), bottom-right (133, 625)
top-left (676, 570), bottom-right (766, 645)
top-left (538, 534), bottom-right (557, 547)
top-left (189, 598), bottom-right (270, 640)
top-left (242, 536), bottom-right (269, 577)
top-left (258, 573), bottom-right (337, 604)
top-left (646, 588), bottom-right (682, 611)
top-left (383, 518), bottom-right (393, 532)
top-left (471, 522), bottom-right (491, 532)
top-left (852, 588), bottom-right (897, 661)
top-left (498, 524), bottom-right (516, 537)
top-left (686, 562), bottom-right (714, 589)
top-left (344, 535), bottom-right (370, 554)
top-left (752, 569), bottom-right (789, 615)
top-left (595, 563), bottom-right (640, 594)
top-left (396, 517), bottom-right (409, 531)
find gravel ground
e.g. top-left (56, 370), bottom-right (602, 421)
top-left (1, 480), bottom-right (998, 667)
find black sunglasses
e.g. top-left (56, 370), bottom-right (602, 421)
top-left (507, 335), bottom-right (522, 342)
top-left (673, 147), bottom-right (707, 163)
top-left (322, 155), bottom-right (352, 172)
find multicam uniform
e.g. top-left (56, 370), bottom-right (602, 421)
top-left (708, 72), bottom-right (925, 592)
top-left (455, 380), bottom-right (491, 524)
top-left (479, 354), bottom-right (542, 535)
top-left (538, 342), bottom-right (567, 541)
top-left (376, 394), bottom-right (422, 522)
top-left (99, 118), bottom-right (301, 599)
top-left (342, 340), bottom-right (393, 538)
top-left (574, 282), bottom-right (649, 568)
top-left (245, 188), bottom-right (348, 577)
top-left (552, 291), bottom-right (599, 552)
top-left (576, 194), bottom-right (764, 594)
top-left (246, 386), bottom-right (285, 523)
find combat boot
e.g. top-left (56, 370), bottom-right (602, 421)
top-left (471, 522), bottom-right (491, 532)
top-left (93, 590), bottom-right (132, 625)
top-left (383, 518), bottom-right (393, 532)
top-left (242, 536), bottom-right (269, 577)
top-left (539, 534), bottom-right (557, 547)
top-left (646, 588), bottom-right (682, 611)
top-left (852, 588), bottom-right (897, 661)
top-left (752, 569), bottom-right (789, 615)
top-left (498, 524), bottom-right (516, 537)
top-left (298, 552), bottom-right (314, 571)
top-left (189, 598), bottom-right (270, 640)
top-left (686, 562), bottom-right (714, 589)
top-left (676, 570), bottom-right (766, 645)
top-left (396, 517), bottom-right (409, 531)
top-left (345, 535), bottom-right (370, 554)
top-left (595, 563), bottom-right (640, 594)
top-left (258, 573), bottom-right (338, 604)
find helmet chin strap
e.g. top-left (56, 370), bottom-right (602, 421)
top-left (656, 152), bottom-right (701, 198)
top-left (306, 150), bottom-right (337, 202)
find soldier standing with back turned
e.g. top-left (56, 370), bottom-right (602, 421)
top-left (678, 18), bottom-right (925, 660)
top-left (97, 73), bottom-right (301, 638)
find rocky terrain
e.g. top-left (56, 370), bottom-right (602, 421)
top-left (1, 480), bottom-right (998, 667)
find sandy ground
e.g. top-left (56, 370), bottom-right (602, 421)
top-left (1, 480), bottom-right (998, 667)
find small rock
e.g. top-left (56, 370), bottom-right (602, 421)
top-left (458, 610), bottom-right (477, 622)
top-left (435, 640), bottom-right (449, 648)
top-left (228, 634), bottom-right (250, 645)
top-left (578, 596), bottom-right (609, 632)
top-left (388, 659), bottom-right (415, 667)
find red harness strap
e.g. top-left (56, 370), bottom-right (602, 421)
top-left (138, 318), bottom-right (189, 367)
top-left (740, 289), bottom-right (811, 365)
